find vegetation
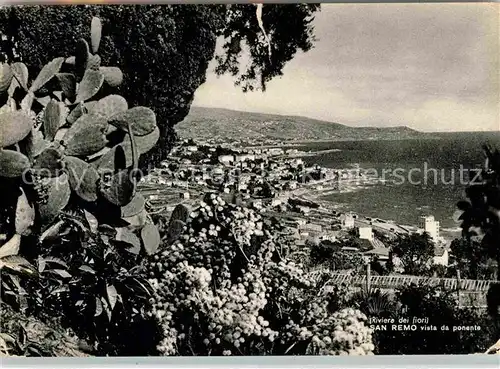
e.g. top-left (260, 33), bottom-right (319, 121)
top-left (349, 284), bottom-right (495, 355)
top-left (449, 238), bottom-right (497, 280)
top-left (0, 4), bottom-right (497, 358)
top-left (147, 194), bottom-right (375, 356)
top-left (177, 107), bottom-right (429, 144)
top-left (456, 144), bottom-right (500, 339)
top-left (390, 233), bottom-right (434, 276)
top-left (0, 4), bottom-right (320, 166)
top-left (309, 240), bottom-right (365, 271)
top-left (0, 303), bottom-right (89, 357)
top-left (0, 16), bottom-right (162, 356)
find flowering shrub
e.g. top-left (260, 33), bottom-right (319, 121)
top-left (146, 194), bottom-right (375, 356)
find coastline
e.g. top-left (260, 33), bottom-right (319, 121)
top-left (242, 135), bottom-right (440, 150)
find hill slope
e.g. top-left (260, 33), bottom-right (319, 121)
top-left (176, 107), bottom-right (426, 143)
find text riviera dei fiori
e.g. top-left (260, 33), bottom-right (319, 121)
top-left (368, 317), bottom-right (482, 332)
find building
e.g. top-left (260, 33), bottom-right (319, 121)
top-left (235, 154), bottom-right (256, 162)
top-left (218, 155), bottom-right (234, 166)
top-left (359, 226), bottom-right (374, 242)
top-left (433, 246), bottom-right (449, 266)
top-left (268, 148), bottom-right (284, 156)
top-left (419, 215), bottom-right (440, 241)
top-left (364, 247), bottom-right (390, 262)
top-left (320, 233), bottom-right (337, 242)
top-left (341, 213), bottom-right (355, 229)
top-left (299, 223), bottom-right (323, 233)
top-left (295, 219), bottom-right (307, 227)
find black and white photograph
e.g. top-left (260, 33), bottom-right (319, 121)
top-left (0, 2), bottom-right (499, 358)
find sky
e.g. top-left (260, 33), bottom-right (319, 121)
top-left (192, 3), bottom-right (499, 132)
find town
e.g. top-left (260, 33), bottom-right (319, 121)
top-left (139, 138), bottom-right (453, 274)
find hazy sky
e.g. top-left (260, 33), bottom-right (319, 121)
top-left (192, 4), bottom-right (499, 132)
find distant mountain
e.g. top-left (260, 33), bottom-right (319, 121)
top-left (176, 107), bottom-right (429, 143)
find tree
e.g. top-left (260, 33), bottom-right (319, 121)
top-left (391, 233), bottom-right (434, 276)
top-left (457, 144), bottom-right (500, 279)
top-left (0, 4), bottom-right (320, 167)
top-left (309, 240), bottom-right (365, 271)
top-left (371, 284), bottom-right (495, 355)
top-left (456, 144), bottom-right (500, 338)
top-left (449, 237), bottom-right (496, 280)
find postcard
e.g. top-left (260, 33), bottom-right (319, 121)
top-left (0, 2), bottom-right (499, 358)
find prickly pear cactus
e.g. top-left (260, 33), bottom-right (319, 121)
top-left (0, 16), bottom-right (160, 259)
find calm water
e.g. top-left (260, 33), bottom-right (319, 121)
top-left (300, 132), bottom-right (500, 229)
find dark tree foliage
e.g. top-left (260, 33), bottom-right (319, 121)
top-left (367, 284), bottom-right (494, 355)
top-left (390, 232), bottom-right (434, 276)
top-left (457, 145), bottom-right (500, 277)
top-left (0, 4), bottom-right (320, 166)
top-left (215, 4), bottom-right (319, 92)
top-left (456, 144), bottom-right (500, 336)
top-left (309, 240), bottom-right (366, 271)
top-left (449, 238), bottom-right (497, 280)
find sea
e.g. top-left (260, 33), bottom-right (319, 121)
top-left (297, 132), bottom-right (500, 232)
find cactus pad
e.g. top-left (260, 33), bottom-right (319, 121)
top-left (115, 227), bottom-right (141, 254)
top-left (75, 69), bottom-right (104, 103)
top-left (37, 173), bottom-right (71, 224)
top-left (31, 147), bottom-right (65, 177)
top-left (166, 219), bottom-right (185, 245)
top-left (67, 103), bottom-right (86, 125)
top-left (170, 204), bottom-right (190, 224)
top-left (90, 95), bottom-right (128, 119)
top-left (100, 67), bottom-right (124, 88)
top-left (0, 63), bottom-right (13, 93)
top-left (90, 17), bottom-right (102, 54)
top-left (0, 111), bottom-right (33, 148)
top-left (108, 107), bottom-right (156, 136)
top-left (141, 222), bottom-right (161, 255)
top-left (56, 73), bottom-right (77, 102)
top-left (99, 169), bottom-right (136, 206)
top-left (15, 188), bottom-right (35, 236)
top-left (87, 54), bottom-right (101, 71)
top-left (0, 150), bottom-right (30, 177)
top-left (75, 39), bottom-right (90, 77)
top-left (121, 193), bottom-right (146, 218)
top-left (43, 99), bottom-right (64, 141)
top-left (62, 113), bottom-right (108, 156)
top-left (65, 155), bottom-right (99, 202)
top-left (29, 57), bottom-right (64, 93)
top-left (122, 208), bottom-right (148, 230)
top-left (11, 62), bottom-right (29, 91)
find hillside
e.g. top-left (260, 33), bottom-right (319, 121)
top-left (176, 107), bottom-right (428, 143)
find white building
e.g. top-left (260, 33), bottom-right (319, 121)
top-left (359, 226), bottom-right (374, 242)
top-left (268, 148), bottom-right (284, 156)
top-left (433, 247), bottom-right (449, 266)
top-left (419, 215), bottom-right (440, 241)
top-left (299, 223), bottom-right (323, 233)
top-left (235, 154), bottom-right (255, 162)
top-left (295, 219), bottom-right (307, 227)
top-left (341, 213), bottom-right (355, 229)
top-left (218, 155), bottom-right (234, 166)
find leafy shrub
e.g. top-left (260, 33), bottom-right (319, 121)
top-left (146, 194), bottom-right (375, 356)
top-left (0, 302), bottom-right (89, 357)
top-left (0, 16), bottom-right (161, 355)
top-left (360, 284), bottom-right (495, 355)
top-left (456, 145), bottom-right (500, 339)
top-left (309, 241), bottom-right (365, 271)
top-left (390, 233), bottom-right (434, 276)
